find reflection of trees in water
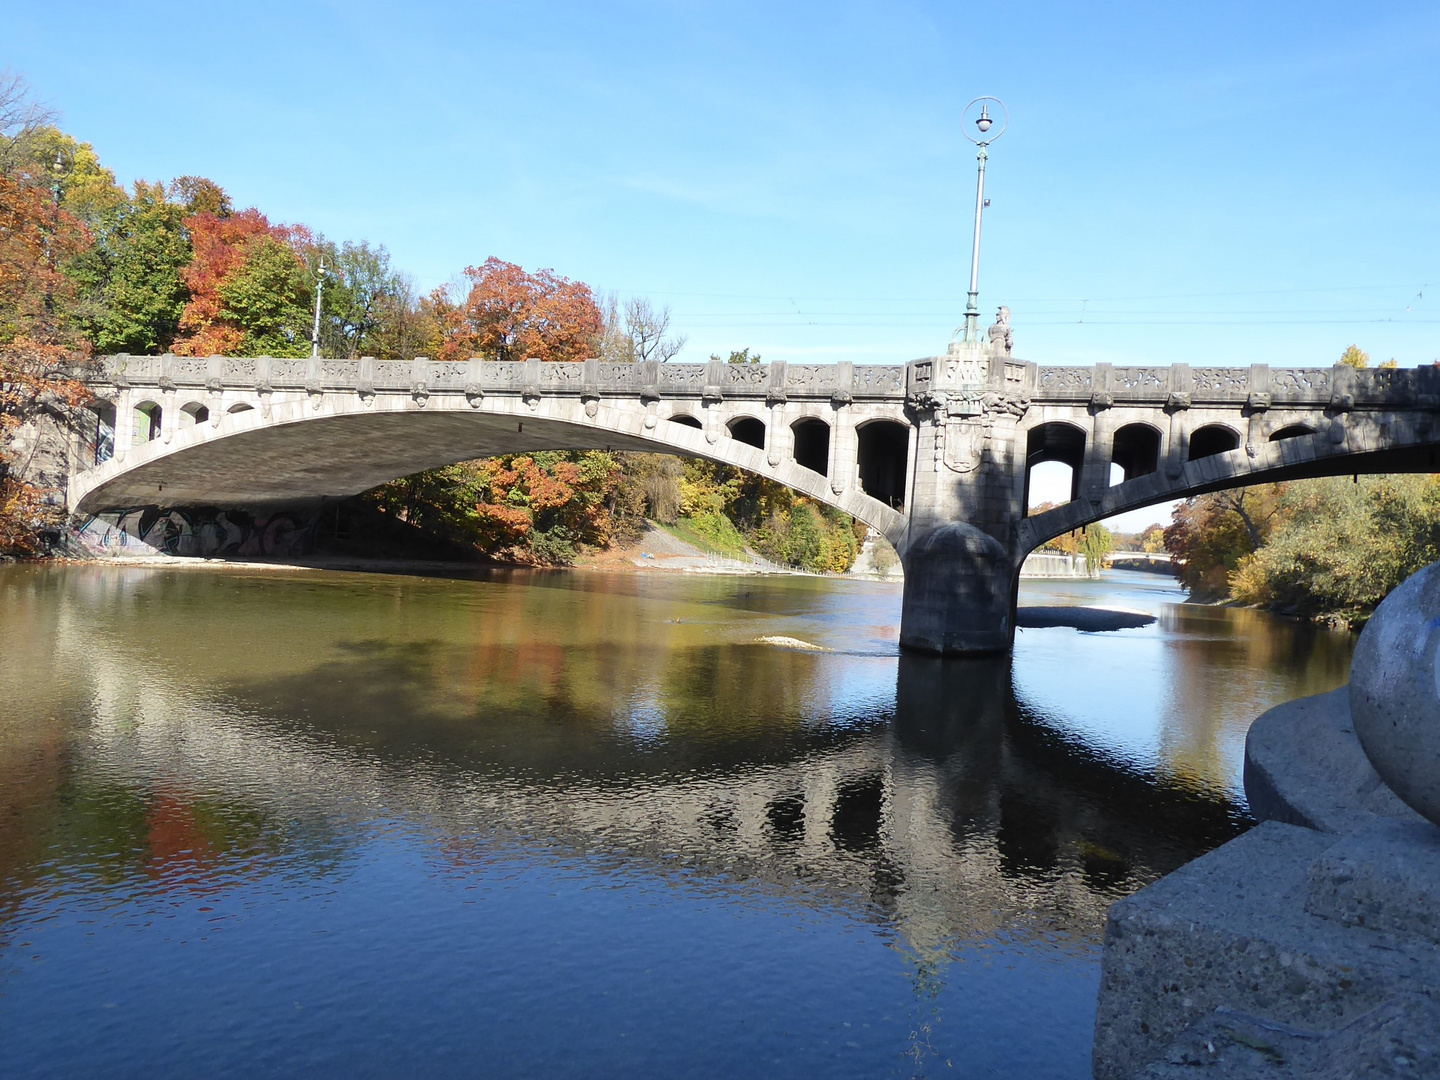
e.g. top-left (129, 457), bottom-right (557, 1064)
top-left (5, 567), bottom-right (1253, 961)
top-left (1156, 606), bottom-right (1352, 794)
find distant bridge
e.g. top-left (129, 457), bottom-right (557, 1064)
top-left (69, 346), bottom-right (1440, 652)
top-left (1107, 552), bottom-right (1173, 574)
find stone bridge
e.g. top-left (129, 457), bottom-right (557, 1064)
top-left (69, 345), bottom-right (1440, 653)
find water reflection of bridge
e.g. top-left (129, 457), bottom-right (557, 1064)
top-left (6, 569), bottom-right (1247, 961)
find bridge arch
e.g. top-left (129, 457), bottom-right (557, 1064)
top-left (85, 401), bottom-right (117, 465)
top-left (180, 401), bottom-right (210, 426)
top-left (726, 415), bottom-right (766, 449)
top-left (1110, 422), bottom-right (1162, 483)
top-left (1269, 423), bottom-right (1315, 442)
top-left (1187, 423), bottom-right (1241, 461)
top-left (791, 417), bottom-right (831, 475)
top-left (132, 400), bottom-right (162, 445)
top-left (856, 418), bottom-right (910, 509)
top-left (1024, 420), bottom-right (1086, 509)
top-left (1018, 413), bottom-right (1440, 564)
top-left (72, 388), bottom-right (909, 545)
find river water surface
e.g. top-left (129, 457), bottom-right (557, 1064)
top-left (0, 564), bottom-right (1353, 1078)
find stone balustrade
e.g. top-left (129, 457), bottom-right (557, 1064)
top-left (91, 354), bottom-right (1432, 411)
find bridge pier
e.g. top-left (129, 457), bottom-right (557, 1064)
top-left (898, 521), bottom-right (1016, 654)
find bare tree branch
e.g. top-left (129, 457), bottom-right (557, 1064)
top-left (623, 297), bottom-right (686, 363)
top-left (0, 69), bottom-right (58, 175)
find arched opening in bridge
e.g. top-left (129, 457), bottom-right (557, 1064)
top-left (667, 414), bottom-right (702, 429)
top-left (791, 418), bottom-right (830, 475)
top-left (1024, 422), bottom-right (1085, 513)
top-left (857, 419), bottom-right (909, 509)
top-left (88, 402), bottom-right (116, 464)
top-left (1110, 423), bottom-right (1161, 484)
top-left (132, 401), bottom-right (161, 445)
top-left (727, 416), bottom-right (766, 449)
top-left (1270, 424), bottom-right (1315, 442)
top-left (227, 402), bottom-right (254, 414)
top-left (1187, 424), bottom-right (1241, 461)
top-left (180, 402), bottom-right (209, 427)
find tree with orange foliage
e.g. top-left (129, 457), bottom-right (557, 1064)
top-left (0, 167), bottom-right (94, 554)
top-left (437, 257), bottom-right (602, 363)
top-left (470, 452), bottom-right (623, 563)
top-left (366, 451), bottom-right (627, 565)
top-left (173, 208), bottom-right (311, 356)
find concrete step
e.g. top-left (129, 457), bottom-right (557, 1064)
top-left (1093, 820), bottom-right (1440, 1079)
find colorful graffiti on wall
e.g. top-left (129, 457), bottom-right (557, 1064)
top-left (73, 506), bottom-right (318, 559)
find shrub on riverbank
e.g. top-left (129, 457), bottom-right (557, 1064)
top-left (1163, 477), bottom-right (1440, 626)
top-left (1229, 476), bottom-right (1440, 626)
top-left (1163, 487), bottom-right (1284, 602)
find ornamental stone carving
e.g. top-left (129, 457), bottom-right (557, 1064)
top-left (942, 420), bottom-right (985, 473)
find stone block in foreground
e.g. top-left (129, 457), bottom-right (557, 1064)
top-left (1093, 820), bottom-right (1440, 1078)
top-left (1094, 687), bottom-right (1440, 1079)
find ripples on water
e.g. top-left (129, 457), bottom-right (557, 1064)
top-left (0, 564), bottom-right (1352, 1078)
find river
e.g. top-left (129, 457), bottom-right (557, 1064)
top-left (0, 564), bottom-right (1353, 1078)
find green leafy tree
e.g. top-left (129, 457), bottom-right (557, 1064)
top-left (1231, 476), bottom-right (1440, 625)
top-left (91, 181), bottom-right (191, 353)
top-left (219, 236), bottom-right (313, 357)
top-left (301, 238), bottom-right (410, 358)
top-left (1078, 522), bottom-right (1114, 571)
top-left (718, 347), bottom-right (760, 364)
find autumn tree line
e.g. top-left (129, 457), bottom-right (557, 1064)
top-left (0, 73), bottom-right (863, 569)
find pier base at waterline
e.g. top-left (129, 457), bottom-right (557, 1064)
top-left (898, 522), bottom-right (1016, 655)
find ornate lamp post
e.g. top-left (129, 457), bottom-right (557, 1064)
top-left (310, 254), bottom-right (327, 359)
top-left (960, 96), bottom-right (1007, 344)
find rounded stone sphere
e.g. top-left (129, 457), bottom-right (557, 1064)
top-left (1350, 561), bottom-right (1440, 826)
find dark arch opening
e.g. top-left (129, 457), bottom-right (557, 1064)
top-left (668, 414), bottom-right (702, 429)
top-left (792, 418), bottom-right (830, 475)
top-left (857, 420), bottom-right (909, 509)
top-left (727, 416), bottom-right (766, 449)
top-left (88, 402), bottom-right (116, 464)
top-left (227, 402), bottom-right (255, 414)
top-left (180, 401), bottom-right (210, 426)
top-left (1188, 424), bottom-right (1241, 461)
top-left (1111, 423), bottom-right (1161, 483)
top-left (1025, 422), bottom-right (1086, 511)
top-left (133, 401), bottom-right (162, 445)
top-left (1269, 424), bottom-right (1315, 442)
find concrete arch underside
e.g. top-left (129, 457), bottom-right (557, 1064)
top-left (71, 391), bottom-right (910, 543)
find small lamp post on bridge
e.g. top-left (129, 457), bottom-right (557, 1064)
top-left (960, 96), bottom-right (1008, 344)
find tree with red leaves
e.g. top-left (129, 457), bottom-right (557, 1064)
top-left (437, 257), bottom-right (602, 363)
top-left (173, 208), bottom-right (311, 357)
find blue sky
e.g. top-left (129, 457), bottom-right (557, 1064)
top-left (8, 0), bottom-right (1440, 524)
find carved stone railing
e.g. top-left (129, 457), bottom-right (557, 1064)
top-left (89, 355), bottom-right (1440, 411)
top-left (92, 355), bottom-right (916, 403)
